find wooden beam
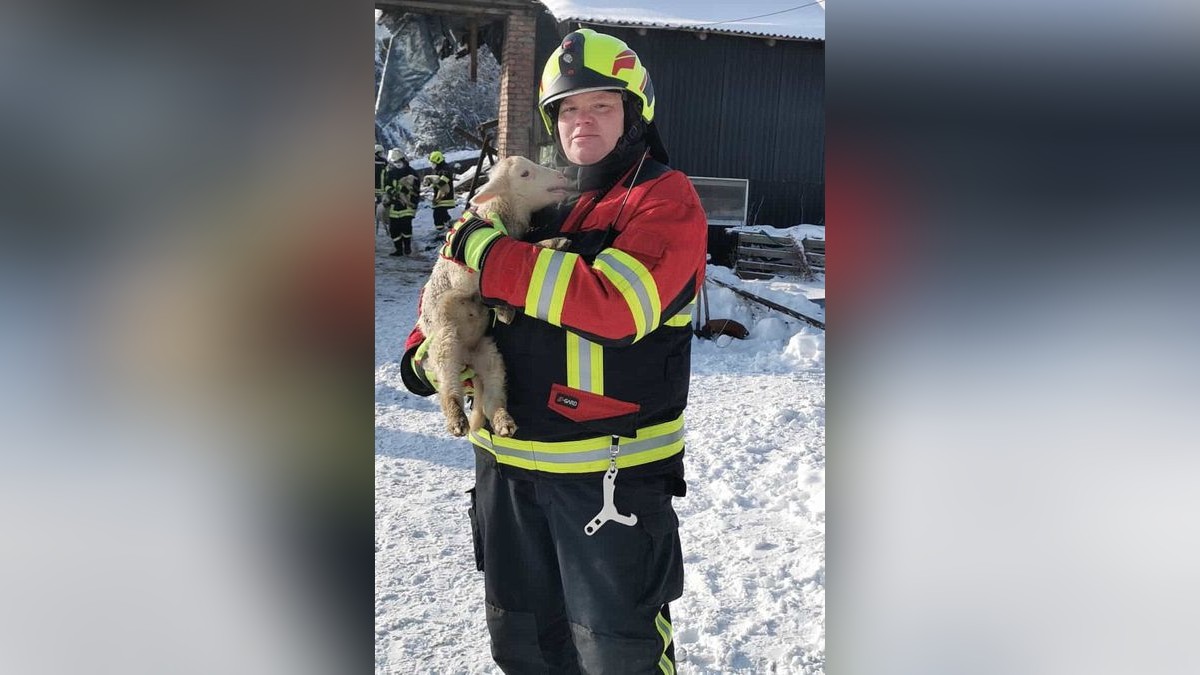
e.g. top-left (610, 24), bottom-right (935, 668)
top-left (465, 130), bottom-right (496, 201)
top-left (738, 232), bottom-right (793, 247)
top-left (736, 246), bottom-right (803, 262)
top-left (452, 126), bottom-right (486, 148)
top-left (469, 19), bottom-right (478, 82)
top-left (709, 277), bottom-right (825, 330)
top-left (736, 260), bottom-right (802, 274)
top-left (376, 0), bottom-right (534, 17)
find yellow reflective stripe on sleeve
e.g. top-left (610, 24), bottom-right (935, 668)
top-left (485, 211), bottom-right (506, 233)
top-left (663, 295), bottom-right (697, 327)
top-left (656, 611), bottom-right (675, 675)
top-left (524, 248), bottom-right (577, 326)
top-left (594, 249), bottom-right (661, 341)
top-left (469, 415), bottom-right (684, 474)
top-left (566, 332), bottom-right (604, 394)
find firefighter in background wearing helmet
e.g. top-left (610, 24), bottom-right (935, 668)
top-left (383, 148), bottom-right (418, 256)
top-left (400, 29), bottom-right (705, 673)
top-left (422, 150), bottom-right (457, 234)
top-left (374, 144), bottom-right (387, 231)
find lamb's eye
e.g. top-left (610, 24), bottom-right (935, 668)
top-left (521, 170), bottom-right (530, 177)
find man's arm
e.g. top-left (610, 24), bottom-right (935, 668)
top-left (478, 173), bottom-right (707, 346)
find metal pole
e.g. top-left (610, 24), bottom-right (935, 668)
top-left (375, 31), bottom-right (396, 116)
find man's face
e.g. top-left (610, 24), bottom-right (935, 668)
top-left (556, 90), bottom-right (625, 166)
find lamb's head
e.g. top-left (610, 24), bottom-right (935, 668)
top-left (470, 156), bottom-right (569, 238)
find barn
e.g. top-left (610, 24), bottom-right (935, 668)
top-left (375, 0), bottom-right (824, 228)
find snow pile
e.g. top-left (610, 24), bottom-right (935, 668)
top-left (784, 329), bottom-right (826, 370)
top-left (733, 223), bottom-right (823, 239)
top-left (376, 201), bottom-right (824, 674)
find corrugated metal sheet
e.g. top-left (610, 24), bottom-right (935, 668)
top-left (536, 19), bottom-right (824, 226)
top-left (538, 0), bottom-right (826, 42)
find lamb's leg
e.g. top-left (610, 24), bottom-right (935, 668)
top-left (460, 360), bottom-right (494, 432)
top-left (471, 337), bottom-right (516, 437)
top-left (467, 396), bottom-right (486, 433)
top-left (429, 336), bottom-right (470, 437)
top-left (467, 358), bottom-right (486, 432)
top-left (494, 306), bottom-right (516, 324)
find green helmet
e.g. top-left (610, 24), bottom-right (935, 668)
top-left (429, 150), bottom-right (444, 165)
top-left (537, 29), bottom-right (655, 135)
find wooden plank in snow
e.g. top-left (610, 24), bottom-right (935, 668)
top-left (735, 246), bottom-right (803, 262)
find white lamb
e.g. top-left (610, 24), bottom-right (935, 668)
top-left (418, 156), bottom-right (570, 438)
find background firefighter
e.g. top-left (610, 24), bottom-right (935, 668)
top-left (383, 148), bottom-right (418, 256)
top-left (423, 150), bottom-right (458, 234)
top-left (374, 143), bottom-right (387, 231)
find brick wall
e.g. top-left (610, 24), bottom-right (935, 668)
top-left (497, 11), bottom-right (536, 160)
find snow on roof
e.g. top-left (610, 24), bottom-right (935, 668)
top-left (539, 0), bottom-right (825, 42)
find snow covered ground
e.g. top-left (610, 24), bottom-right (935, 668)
top-left (375, 203), bottom-right (825, 674)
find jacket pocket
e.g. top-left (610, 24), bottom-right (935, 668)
top-left (467, 488), bottom-right (484, 572)
top-left (547, 383), bottom-right (641, 437)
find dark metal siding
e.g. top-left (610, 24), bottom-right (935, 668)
top-left (534, 16), bottom-right (824, 226)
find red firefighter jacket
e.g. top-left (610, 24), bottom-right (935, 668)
top-left (402, 158), bottom-right (707, 475)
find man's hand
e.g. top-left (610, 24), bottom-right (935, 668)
top-left (412, 336), bottom-right (476, 395)
top-left (440, 212), bottom-right (508, 272)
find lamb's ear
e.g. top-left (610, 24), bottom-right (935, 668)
top-left (469, 176), bottom-right (502, 206)
top-left (469, 189), bottom-right (496, 207)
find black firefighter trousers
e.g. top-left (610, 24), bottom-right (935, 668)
top-left (470, 448), bottom-right (684, 674)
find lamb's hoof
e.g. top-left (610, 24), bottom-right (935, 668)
top-left (492, 409), bottom-right (517, 437)
top-left (447, 412), bottom-right (469, 437)
top-left (536, 237), bottom-right (572, 250)
top-left (494, 306), bottom-right (515, 324)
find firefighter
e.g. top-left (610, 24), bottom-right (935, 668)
top-left (400, 29), bottom-right (706, 673)
top-left (423, 150), bottom-right (457, 234)
top-left (374, 144), bottom-right (388, 231)
top-left (383, 148), bottom-right (418, 256)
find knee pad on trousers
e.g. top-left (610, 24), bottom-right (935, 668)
top-left (485, 601), bottom-right (577, 673)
